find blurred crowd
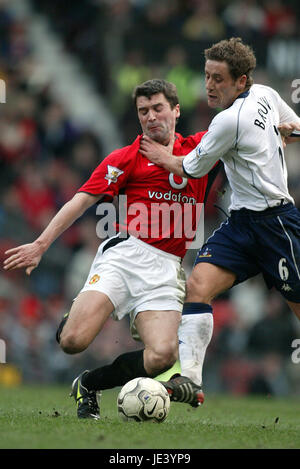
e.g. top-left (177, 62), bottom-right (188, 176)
top-left (0, 0), bottom-right (300, 395)
top-left (31, 0), bottom-right (300, 139)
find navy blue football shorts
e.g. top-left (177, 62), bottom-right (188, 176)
top-left (195, 203), bottom-right (300, 302)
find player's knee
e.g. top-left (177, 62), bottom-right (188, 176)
top-left (148, 344), bottom-right (177, 374)
top-left (59, 331), bottom-right (88, 355)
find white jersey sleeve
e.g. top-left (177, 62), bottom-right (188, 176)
top-left (268, 86), bottom-right (300, 125)
top-left (183, 111), bottom-right (236, 178)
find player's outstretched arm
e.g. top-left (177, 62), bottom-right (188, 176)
top-left (139, 135), bottom-right (184, 176)
top-left (3, 192), bottom-right (100, 275)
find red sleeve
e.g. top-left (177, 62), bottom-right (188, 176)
top-left (77, 137), bottom-right (140, 200)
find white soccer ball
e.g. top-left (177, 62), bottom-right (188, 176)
top-left (117, 377), bottom-right (170, 423)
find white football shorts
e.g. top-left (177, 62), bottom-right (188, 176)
top-left (79, 234), bottom-right (186, 337)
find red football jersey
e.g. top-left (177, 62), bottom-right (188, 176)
top-left (78, 132), bottom-right (214, 258)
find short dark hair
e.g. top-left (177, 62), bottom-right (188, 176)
top-left (205, 37), bottom-right (256, 88)
top-left (132, 79), bottom-right (179, 108)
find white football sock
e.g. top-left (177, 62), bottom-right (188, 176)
top-left (178, 313), bottom-right (213, 386)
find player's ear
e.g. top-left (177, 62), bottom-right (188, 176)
top-left (237, 74), bottom-right (247, 91)
top-left (175, 103), bottom-right (180, 119)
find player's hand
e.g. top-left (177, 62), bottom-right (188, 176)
top-left (3, 241), bottom-right (43, 275)
top-left (278, 122), bottom-right (296, 137)
top-left (139, 135), bottom-right (174, 167)
top-left (278, 122), bottom-right (300, 144)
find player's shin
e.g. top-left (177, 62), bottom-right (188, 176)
top-left (70, 350), bottom-right (149, 420)
top-left (178, 303), bottom-right (213, 386)
top-left (81, 349), bottom-right (149, 391)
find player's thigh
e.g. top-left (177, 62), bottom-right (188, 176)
top-left (135, 310), bottom-right (181, 357)
top-left (61, 290), bottom-right (114, 349)
top-left (186, 262), bottom-right (237, 303)
top-left (258, 208), bottom-right (300, 302)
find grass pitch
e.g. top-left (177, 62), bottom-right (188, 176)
top-left (0, 385), bottom-right (299, 450)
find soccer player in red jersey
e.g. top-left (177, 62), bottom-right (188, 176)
top-left (4, 79), bottom-right (218, 419)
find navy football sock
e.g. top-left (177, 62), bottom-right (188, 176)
top-left (182, 302), bottom-right (213, 315)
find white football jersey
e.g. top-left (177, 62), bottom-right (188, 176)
top-left (183, 84), bottom-right (300, 211)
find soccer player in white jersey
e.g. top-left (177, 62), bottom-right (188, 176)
top-left (140, 38), bottom-right (300, 388)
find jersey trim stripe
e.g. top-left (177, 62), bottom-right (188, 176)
top-left (182, 160), bottom-right (198, 179)
top-left (277, 215), bottom-right (300, 280)
top-left (235, 97), bottom-right (247, 148)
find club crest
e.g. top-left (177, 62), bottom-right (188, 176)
top-left (105, 165), bottom-right (124, 185)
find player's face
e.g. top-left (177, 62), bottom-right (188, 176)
top-left (205, 60), bottom-right (247, 109)
top-left (137, 93), bottom-right (180, 145)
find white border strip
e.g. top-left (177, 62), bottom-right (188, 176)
top-left (277, 215), bottom-right (300, 280)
